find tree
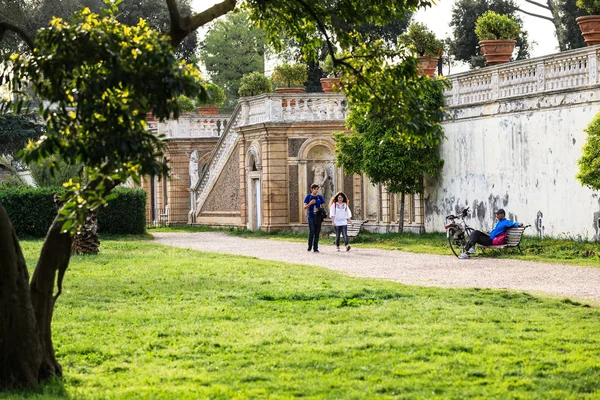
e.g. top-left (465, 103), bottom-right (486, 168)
top-left (335, 72), bottom-right (447, 233)
top-left (1, 0), bottom-right (445, 389)
top-left (199, 11), bottom-right (267, 106)
top-left (513, 0), bottom-right (585, 51)
top-left (577, 112), bottom-right (600, 190)
top-left (448, 0), bottom-right (531, 68)
top-left (0, 114), bottom-right (45, 171)
top-left (0, 0), bottom-right (198, 60)
top-left (0, 5), bottom-right (201, 388)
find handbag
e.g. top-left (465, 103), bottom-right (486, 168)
top-left (317, 207), bottom-right (328, 219)
top-left (492, 231), bottom-right (508, 245)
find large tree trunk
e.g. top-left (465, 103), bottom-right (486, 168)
top-left (0, 202), bottom-right (72, 389)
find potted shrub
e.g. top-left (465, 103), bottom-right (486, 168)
top-left (319, 54), bottom-right (342, 92)
top-left (271, 62), bottom-right (308, 93)
top-left (475, 11), bottom-right (520, 66)
top-left (197, 82), bottom-right (226, 114)
top-left (399, 22), bottom-right (444, 77)
top-left (576, 0), bottom-right (600, 46)
top-left (238, 71), bottom-right (273, 97)
top-left (176, 94), bottom-right (196, 113)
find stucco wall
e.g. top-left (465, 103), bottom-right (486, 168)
top-left (425, 87), bottom-right (600, 240)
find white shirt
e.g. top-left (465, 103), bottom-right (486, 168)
top-left (329, 203), bottom-right (352, 226)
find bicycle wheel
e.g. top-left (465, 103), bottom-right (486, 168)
top-left (447, 227), bottom-right (466, 257)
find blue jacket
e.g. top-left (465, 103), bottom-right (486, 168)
top-left (489, 218), bottom-right (520, 239)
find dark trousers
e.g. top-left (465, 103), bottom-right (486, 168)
top-left (466, 230), bottom-right (492, 250)
top-left (335, 225), bottom-right (349, 247)
top-left (307, 214), bottom-right (322, 251)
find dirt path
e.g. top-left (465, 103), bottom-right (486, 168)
top-left (152, 232), bottom-right (600, 303)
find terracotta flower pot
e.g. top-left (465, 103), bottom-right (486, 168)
top-left (577, 15), bottom-right (600, 46)
top-left (197, 106), bottom-right (220, 115)
top-left (320, 77), bottom-right (341, 93)
top-left (416, 56), bottom-right (439, 77)
top-left (479, 39), bottom-right (517, 66)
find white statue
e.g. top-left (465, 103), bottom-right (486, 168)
top-left (312, 163), bottom-right (329, 197)
top-left (188, 150), bottom-right (199, 189)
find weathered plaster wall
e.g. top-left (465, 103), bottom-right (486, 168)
top-left (426, 88), bottom-right (600, 239)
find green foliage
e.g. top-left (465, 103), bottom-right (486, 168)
top-left (176, 95), bottom-right (196, 112)
top-left (1, 7), bottom-right (202, 234)
top-left (8, 238), bottom-right (600, 397)
top-left (0, 113), bottom-right (44, 157)
top-left (28, 154), bottom-right (83, 187)
top-left (0, 185), bottom-right (62, 237)
top-left (1, 0), bottom-right (198, 60)
top-left (320, 54), bottom-right (343, 78)
top-left (196, 83), bottom-right (226, 107)
top-left (474, 10), bottom-right (521, 40)
top-left (558, 0), bottom-right (587, 50)
top-left (341, 44), bottom-right (451, 149)
top-left (97, 187), bottom-right (146, 234)
top-left (271, 62), bottom-right (308, 88)
top-left (448, 0), bottom-right (530, 68)
top-left (577, 112), bottom-right (600, 189)
top-left (199, 11), bottom-right (266, 106)
top-left (0, 185), bottom-right (146, 237)
top-left (238, 71), bottom-right (273, 97)
top-left (399, 22), bottom-right (444, 57)
top-left (336, 76), bottom-right (446, 194)
top-left (577, 0), bottom-right (600, 14)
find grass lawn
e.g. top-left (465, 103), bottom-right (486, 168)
top-left (4, 238), bottom-right (600, 399)
top-left (151, 225), bottom-right (600, 267)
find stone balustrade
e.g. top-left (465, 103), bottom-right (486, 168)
top-left (444, 46), bottom-right (600, 108)
top-left (146, 113), bottom-right (230, 138)
top-left (240, 92), bottom-right (347, 125)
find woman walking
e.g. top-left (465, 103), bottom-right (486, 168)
top-left (329, 191), bottom-right (354, 251)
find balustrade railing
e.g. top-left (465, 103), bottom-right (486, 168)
top-left (146, 113), bottom-right (230, 138)
top-left (241, 92), bottom-right (347, 125)
top-left (444, 46), bottom-right (600, 108)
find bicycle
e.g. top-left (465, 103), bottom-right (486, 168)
top-left (445, 207), bottom-right (474, 257)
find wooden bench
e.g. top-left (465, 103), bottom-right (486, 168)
top-left (329, 220), bottom-right (367, 240)
top-left (478, 226), bottom-right (528, 252)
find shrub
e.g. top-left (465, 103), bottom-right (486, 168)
top-left (399, 22), bottom-right (444, 57)
top-left (238, 72), bottom-right (273, 97)
top-left (577, 112), bottom-right (600, 190)
top-left (0, 186), bottom-right (146, 237)
top-left (97, 187), bottom-right (146, 234)
top-left (474, 11), bottom-right (520, 41)
top-left (271, 63), bottom-right (308, 88)
top-left (577, 0), bottom-right (600, 14)
top-left (176, 95), bottom-right (196, 112)
top-left (0, 185), bottom-right (63, 237)
top-left (197, 82), bottom-right (226, 107)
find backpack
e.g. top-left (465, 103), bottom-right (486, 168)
top-left (492, 231), bottom-right (508, 245)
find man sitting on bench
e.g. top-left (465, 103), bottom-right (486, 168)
top-left (459, 209), bottom-right (523, 259)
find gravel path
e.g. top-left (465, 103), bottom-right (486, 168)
top-left (152, 232), bottom-right (600, 303)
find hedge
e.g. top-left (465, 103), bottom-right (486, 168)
top-left (0, 185), bottom-right (62, 238)
top-left (97, 187), bottom-right (146, 235)
top-left (0, 186), bottom-right (146, 237)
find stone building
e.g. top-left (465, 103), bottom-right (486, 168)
top-left (143, 46), bottom-right (600, 239)
top-left (143, 93), bottom-right (424, 233)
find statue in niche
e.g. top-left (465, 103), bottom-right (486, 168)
top-left (311, 162), bottom-right (333, 201)
top-left (187, 149), bottom-right (199, 189)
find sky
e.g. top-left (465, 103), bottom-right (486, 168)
top-left (192, 0), bottom-right (560, 62)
